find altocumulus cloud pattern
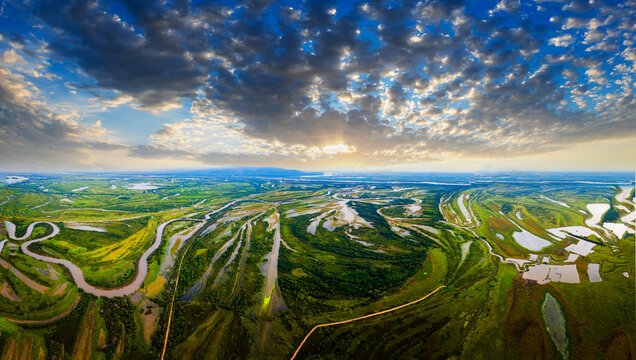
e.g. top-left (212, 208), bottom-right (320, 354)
top-left (0, 0), bottom-right (634, 169)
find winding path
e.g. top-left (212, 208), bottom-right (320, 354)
top-left (290, 285), bottom-right (446, 360)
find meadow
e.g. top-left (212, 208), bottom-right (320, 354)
top-left (0, 174), bottom-right (633, 359)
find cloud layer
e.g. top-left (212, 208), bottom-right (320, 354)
top-left (0, 0), bottom-right (634, 170)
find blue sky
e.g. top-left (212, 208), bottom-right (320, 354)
top-left (0, 0), bottom-right (634, 171)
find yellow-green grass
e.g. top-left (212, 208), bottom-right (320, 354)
top-left (145, 276), bottom-right (167, 298)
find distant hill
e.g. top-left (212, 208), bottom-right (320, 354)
top-left (156, 167), bottom-right (320, 178)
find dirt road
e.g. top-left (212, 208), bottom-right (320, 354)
top-left (290, 285), bottom-right (446, 360)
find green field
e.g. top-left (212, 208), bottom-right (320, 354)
top-left (0, 175), bottom-right (633, 359)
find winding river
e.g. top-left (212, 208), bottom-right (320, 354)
top-left (13, 219), bottom-right (199, 297)
top-left (6, 200), bottom-right (241, 298)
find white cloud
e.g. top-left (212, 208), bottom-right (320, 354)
top-left (583, 30), bottom-right (603, 44)
top-left (563, 17), bottom-right (587, 29)
top-left (491, 0), bottom-right (520, 14)
top-left (585, 68), bottom-right (607, 85)
top-left (322, 144), bottom-right (355, 155)
top-left (549, 34), bottom-right (575, 47)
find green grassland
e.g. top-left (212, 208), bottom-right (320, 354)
top-left (0, 176), bottom-right (633, 359)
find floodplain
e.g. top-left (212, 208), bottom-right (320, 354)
top-left (0, 172), bottom-right (633, 359)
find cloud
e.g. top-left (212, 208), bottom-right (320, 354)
top-left (0, 63), bottom-right (124, 169)
top-left (491, 0), bottom-right (521, 14)
top-left (549, 34), bottom-right (575, 46)
top-left (1, 0), bottom-right (634, 170)
top-left (28, 0), bottom-right (212, 111)
top-left (563, 17), bottom-right (589, 29)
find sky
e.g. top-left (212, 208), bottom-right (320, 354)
top-left (0, 0), bottom-right (634, 172)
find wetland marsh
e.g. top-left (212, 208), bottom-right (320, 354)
top-left (0, 172), bottom-right (633, 359)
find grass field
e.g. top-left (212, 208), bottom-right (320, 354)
top-left (0, 175), bottom-right (633, 359)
